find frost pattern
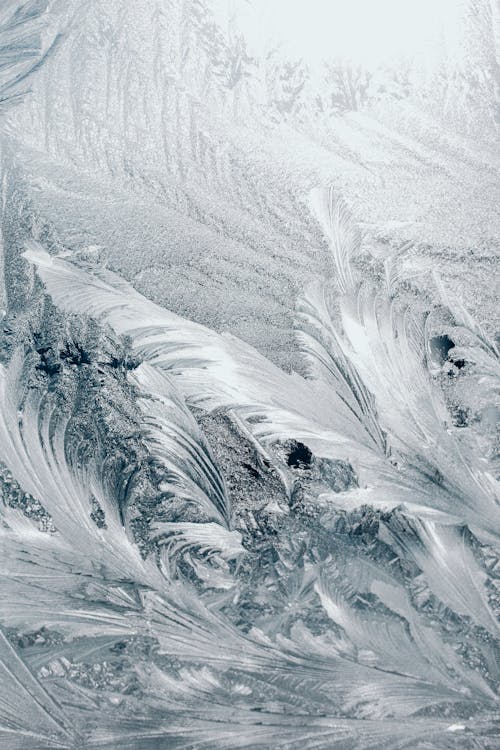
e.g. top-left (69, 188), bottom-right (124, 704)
top-left (0, 1), bottom-right (499, 748)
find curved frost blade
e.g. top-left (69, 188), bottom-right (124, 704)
top-left (130, 363), bottom-right (231, 527)
top-left (0, 630), bottom-right (74, 748)
top-left (0, 0), bottom-right (60, 114)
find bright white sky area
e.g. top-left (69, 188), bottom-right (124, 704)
top-left (214, 0), bottom-right (461, 68)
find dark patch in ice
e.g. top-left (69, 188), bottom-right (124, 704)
top-left (89, 495), bottom-right (107, 529)
top-left (452, 406), bottom-right (470, 428)
top-left (242, 461), bottom-right (260, 478)
top-left (110, 641), bottom-right (127, 653)
top-left (430, 334), bottom-right (455, 364)
top-left (14, 626), bottom-right (63, 649)
top-left (107, 354), bottom-right (140, 371)
top-left (287, 441), bottom-right (312, 468)
top-left (35, 345), bottom-right (61, 377)
top-left (59, 341), bottom-right (91, 366)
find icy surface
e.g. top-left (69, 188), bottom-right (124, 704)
top-left (0, 1), bottom-right (499, 748)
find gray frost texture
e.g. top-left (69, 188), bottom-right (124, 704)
top-left (0, 1), bottom-right (499, 748)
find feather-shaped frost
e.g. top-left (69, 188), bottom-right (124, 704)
top-left (23, 242), bottom-right (387, 481)
top-left (298, 188), bottom-right (500, 537)
top-left (0, 0), bottom-right (60, 114)
top-left (130, 363), bottom-right (231, 527)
